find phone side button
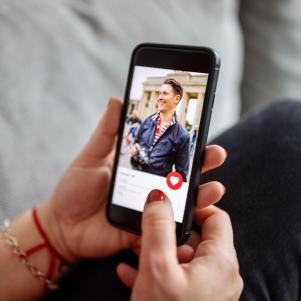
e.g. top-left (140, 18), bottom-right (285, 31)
top-left (184, 231), bottom-right (190, 241)
top-left (211, 93), bottom-right (216, 109)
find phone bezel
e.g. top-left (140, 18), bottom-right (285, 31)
top-left (106, 43), bottom-right (220, 244)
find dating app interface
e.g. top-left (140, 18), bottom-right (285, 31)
top-left (112, 66), bottom-right (209, 222)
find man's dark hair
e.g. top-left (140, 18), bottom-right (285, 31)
top-left (164, 78), bottom-right (183, 99)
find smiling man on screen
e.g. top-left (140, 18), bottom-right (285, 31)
top-left (130, 78), bottom-right (190, 181)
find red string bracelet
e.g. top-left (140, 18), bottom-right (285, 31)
top-left (25, 208), bottom-right (71, 287)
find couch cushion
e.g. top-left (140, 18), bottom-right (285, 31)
top-left (0, 0), bottom-right (242, 219)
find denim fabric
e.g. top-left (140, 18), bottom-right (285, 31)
top-left (202, 100), bottom-right (301, 301)
top-left (134, 114), bottom-right (190, 181)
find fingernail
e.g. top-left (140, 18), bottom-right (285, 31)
top-left (145, 189), bottom-right (165, 204)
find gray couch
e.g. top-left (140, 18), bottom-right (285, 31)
top-left (1, 0), bottom-right (301, 220)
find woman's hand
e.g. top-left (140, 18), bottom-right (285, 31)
top-left (38, 97), bottom-right (227, 263)
top-left (117, 192), bottom-right (243, 301)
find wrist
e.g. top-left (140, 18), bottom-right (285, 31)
top-left (38, 202), bottom-right (78, 264)
top-left (3, 209), bottom-right (66, 294)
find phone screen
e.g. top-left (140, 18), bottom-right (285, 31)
top-left (112, 65), bottom-right (209, 223)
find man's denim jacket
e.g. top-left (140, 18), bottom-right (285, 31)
top-left (134, 113), bottom-right (190, 181)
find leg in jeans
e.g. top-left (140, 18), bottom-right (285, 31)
top-left (42, 250), bottom-right (136, 301)
top-left (201, 100), bottom-right (301, 301)
top-left (42, 100), bottom-right (301, 301)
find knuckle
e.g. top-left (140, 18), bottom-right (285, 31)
top-left (143, 205), bottom-right (171, 227)
top-left (144, 254), bottom-right (175, 288)
top-left (224, 259), bottom-right (244, 299)
top-left (237, 275), bottom-right (244, 294)
top-left (199, 241), bottom-right (240, 276)
top-left (217, 209), bottom-right (231, 223)
top-left (222, 254), bottom-right (241, 278)
top-left (223, 267), bottom-right (244, 300)
top-left (150, 255), bottom-right (171, 276)
top-left (230, 275), bottom-right (244, 300)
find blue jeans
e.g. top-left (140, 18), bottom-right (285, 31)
top-left (43, 100), bottom-right (301, 301)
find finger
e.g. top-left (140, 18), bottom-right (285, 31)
top-left (201, 145), bottom-right (227, 173)
top-left (116, 263), bottom-right (137, 289)
top-left (177, 244), bottom-right (194, 263)
top-left (186, 230), bottom-right (201, 250)
top-left (194, 206), bottom-right (235, 256)
top-left (133, 244), bottom-right (195, 263)
top-left (196, 181), bottom-right (226, 209)
top-left (140, 189), bottom-right (178, 268)
top-left (82, 97), bottom-right (123, 158)
top-left (132, 247), bottom-right (140, 257)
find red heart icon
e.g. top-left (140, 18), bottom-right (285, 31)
top-left (166, 171), bottom-right (183, 190)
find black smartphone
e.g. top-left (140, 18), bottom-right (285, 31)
top-left (106, 43), bottom-right (220, 244)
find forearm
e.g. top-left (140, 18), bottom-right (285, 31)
top-left (0, 207), bottom-right (67, 301)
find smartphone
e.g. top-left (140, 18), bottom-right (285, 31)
top-left (106, 43), bottom-right (220, 244)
